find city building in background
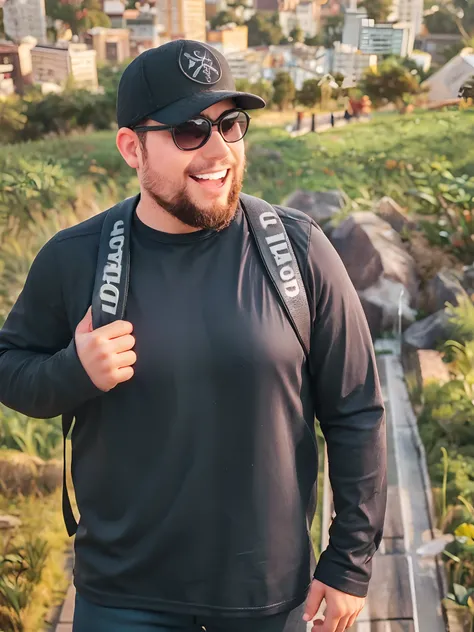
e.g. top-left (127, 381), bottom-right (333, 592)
top-left (125, 8), bottom-right (163, 54)
top-left (207, 24), bottom-right (248, 53)
top-left (279, 0), bottom-right (320, 38)
top-left (389, 0), bottom-right (423, 38)
top-left (31, 42), bottom-right (98, 90)
top-left (331, 41), bottom-right (376, 86)
top-left (415, 32), bottom-right (463, 65)
top-left (103, 0), bottom-right (127, 27)
top-left (359, 20), bottom-right (412, 56)
top-left (3, 0), bottom-right (47, 44)
top-left (342, 0), bottom-right (414, 56)
top-left (422, 47), bottom-right (474, 101)
top-left (0, 38), bottom-right (36, 95)
top-left (85, 27), bottom-right (131, 62)
top-left (156, 0), bottom-right (206, 41)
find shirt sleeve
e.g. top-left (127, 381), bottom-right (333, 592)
top-left (0, 236), bottom-right (102, 419)
top-left (307, 223), bottom-right (387, 598)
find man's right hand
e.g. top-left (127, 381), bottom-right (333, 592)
top-left (75, 306), bottom-right (136, 392)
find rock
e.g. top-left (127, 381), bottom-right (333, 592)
top-left (374, 196), bottom-right (415, 233)
top-left (461, 264), bottom-right (474, 294)
top-left (403, 310), bottom-right (454, 350)
top-left (283, 189), bottom-right (346, 225)
top-left (0, 515), bottom-right (22, 530)
top-left (38, 459), bottom-right (62, 494)
top-left (360, 277), bottom-right (417, 337)
top-left (425, 267), bottom-right (468, 313)
top-left (331, 212), bottom-right (419, 298)
top-left (0, 450), bottom-right (40, 496)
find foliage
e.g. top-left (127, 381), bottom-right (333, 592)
top-left (289, 25), bottom-right (305, 43)
top-left (446, 297), bottom-right (474, 343)
top-left (45, 0), bottom-right (110, 35)
top-left (0, 97), bottom-right (27, 145)
top-left (305, 34), bottom-right (323, 46)
top-left (0, 408), bottom-right (62, 461)
top-left (236, 78), bottom-right (273, 105)
top-left (360, 0), bottom-right (393, 22)
top-left (272, 72), bottom-right (295, 111)
top-left (210, 9), bottom-right (242, 28)
top-left (295, 79), bottom-right (321, 109)
top-left (0, 491), bottom-right (71, 632)
top-left (406, 159), bottom-right (474, 262)
top-left (360, 58), bottom-right (421, 110)
top-left (246, 12), bottom-right (283, 46)
top-left (0, 533), bottom-right (49, 632)
top-left (321, 14), bottom-right (344, 48)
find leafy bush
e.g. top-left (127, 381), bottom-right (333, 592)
top-left (0, 535), bottom-right (49, 632)
top-left (406, 160), bottom-right (474, 262)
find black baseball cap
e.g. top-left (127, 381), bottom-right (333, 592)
top-left (117, 40), bottom-right (266, 129)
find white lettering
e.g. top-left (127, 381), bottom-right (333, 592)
top-left (269, 241), bottom-right (292, 267)
top-left (265, 233), bottom-right (285, 245)
top-left (260, 211), bottom-right (278, 229)
top-left (284, 279), bottom-right (300, 298)
top-left (100, 283), bottom-right (119, 315)
top-left (280, 265), bottom-right (295, 282)
top-left (110, 220), bottom-right (124, 238)
top-left (100, 222), bottom-right (125, 315)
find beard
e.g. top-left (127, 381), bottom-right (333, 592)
top-left (140, 157), bottom-right (245, 232)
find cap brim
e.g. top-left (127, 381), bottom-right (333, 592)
top-left (148, 91), bottom-right (266, 125)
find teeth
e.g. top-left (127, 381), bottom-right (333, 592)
top-left (194, 170), bottom-right (227, 181)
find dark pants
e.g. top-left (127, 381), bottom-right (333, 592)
top-left (73, 593), bottom-right (307, 632)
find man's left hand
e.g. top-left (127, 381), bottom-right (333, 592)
top-left (303, 579), bottom-right (366, 631)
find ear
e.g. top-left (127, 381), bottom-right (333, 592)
top-left (116, 127), bottom-right (141, 169)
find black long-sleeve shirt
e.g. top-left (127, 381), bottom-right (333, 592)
top-left (0, 195), bottom-right (386, 617)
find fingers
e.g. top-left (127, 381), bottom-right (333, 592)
top-left (115, 366), bottom-right (135, 384)
top-left (110, 334), bottom-right (136, 354)
top-left (318, 603), bottom-right (341, 632)
top-left (99, 319), bottom-right (134, 338)
top-left (115, 350), bottom-right (137, 369)
top-left (303, 580), bottom-right (326, 623)
top-left (335, 616), bottom-right (350, 632)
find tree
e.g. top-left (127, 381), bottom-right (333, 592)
top-left (246, 12), bottom-right (283, 46)
top-left (321, 15), bottom-right (344, 48)
top-left (210, 9), bottom-right (241, 29)
top-left (360, 0), bottom-right (393, 22)
top-left (424, 0), bottom-right (474, 41)
top-left (45, 0), bottom-right (110, 35)
top-left (295, 79), bottom-right (321, 108)
top-left (289, 25), bottom-right (305, 43)
top-left (272, 72), bottom-right (295, 110)
top-left (304, 34), bottom-right (323, 46)
top-left (359, 58), bottom-right (421, 110)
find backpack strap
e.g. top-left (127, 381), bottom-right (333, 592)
top-left (62, 198), bottom-right (135, 537)
top-left (240, 193), bottom-right (311, 358)
top-left (62, 194), bottom-right (311, 536)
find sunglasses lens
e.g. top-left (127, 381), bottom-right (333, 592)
top-left (173, 118), bottom-right (210, 150)
top-left (221, 111), bottom-right (249, 143)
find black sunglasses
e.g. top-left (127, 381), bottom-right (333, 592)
top-left (133, 108), bottom-right (251, 151)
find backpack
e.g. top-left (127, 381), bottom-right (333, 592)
top-left (62, 192), bottom-right (311, 536)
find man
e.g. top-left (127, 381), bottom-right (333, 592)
top-left (0, 41), bottom-right (386, 632)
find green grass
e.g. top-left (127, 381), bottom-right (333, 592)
top-left (6, 108), bottom-right (473, 211)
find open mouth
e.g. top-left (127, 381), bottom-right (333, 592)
top-left (189, 169), bottom-right (229, 189)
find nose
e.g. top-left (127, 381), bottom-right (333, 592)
top-left (200, 126), bottom-right (231, 160)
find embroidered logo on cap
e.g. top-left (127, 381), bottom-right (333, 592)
top-left (178, 42), bottom-right (222, 85)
